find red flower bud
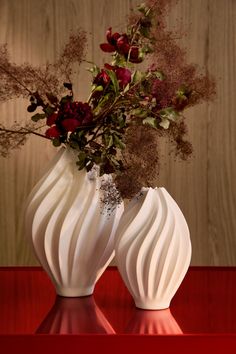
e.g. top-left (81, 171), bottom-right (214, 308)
top-left (100, 43), bottom-right (116, 52)
top-left (106, 28), bottom-right (121, 45)
top-left (61, 118), bottom-right (81, 132)
top-left (115, 67), bottom-right (132, 88)
top-left (116, 35), bottom-right (130, 55)
top-left (100, 28), bottom-right (143, 63)
top-left (104, 64), bottom-right (131, 88)
top-left (129, 47), bottom-right (142, 63)
top-left (94, 69), bottom-right (111, 87)
top-left (100, 28), bottom-right (122, 53)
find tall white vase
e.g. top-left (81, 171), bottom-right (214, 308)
top-left (25, 147), bottom-right (124, 297)
top-left (115, 187), bottom-right (191, 310)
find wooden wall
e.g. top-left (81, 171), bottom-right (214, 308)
top-left (0, 0), bottom-right (235, 265)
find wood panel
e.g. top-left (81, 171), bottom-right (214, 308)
top-left (207, 0), bottom-right (236, 265)
top-left (0, 0), bottom-right (235, 265)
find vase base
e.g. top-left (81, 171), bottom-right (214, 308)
top-left (56, 285), bottom-right (94, 297)
top-left (135, 300), bottom-right (170, 310)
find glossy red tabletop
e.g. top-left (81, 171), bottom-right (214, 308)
top-left (0, 267), bottom-right (236, 354)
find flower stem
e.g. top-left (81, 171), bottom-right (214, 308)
top-left (0, 127), bottom-right (51, 140)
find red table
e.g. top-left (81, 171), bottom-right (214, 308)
top-left (0, 267), bottom-right (236, 354)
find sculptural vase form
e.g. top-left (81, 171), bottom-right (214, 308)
top-left (115, 187), bottom-right (191, 310)
top-left (25, 148), bottom-right (124, 297)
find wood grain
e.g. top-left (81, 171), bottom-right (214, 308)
top-left (0, 0), bottom-right (235, 265)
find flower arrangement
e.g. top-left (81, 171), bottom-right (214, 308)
top-left (0, 0), bottom-right (215, 201)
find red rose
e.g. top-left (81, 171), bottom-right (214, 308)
top-left (129, 46), bottom-right (142, 63)
top-left (93, 69), bottom-right (111, 87)
top-left (77, 102), bottom-right (93, 125)
top-left (45, 126), bottom-right (61, 139)
top-left (46, 112), bottom-right (58, 126)
top-left (104, 64), bottom-right (131, 88)
top-left (115, 67), bottom-right (132, 88)
top-left (100, 28), bottom-right (121, 52)
top-left (116, 35), bottom-right (130, 55)
top-left (59, 101), bottom-right (93, 132)
top-left (100, 28), bottom-right (143, 63)
top-left (106, 28), bottom-right (120, 46)
top-left (61, 118), bottom-right (81, 132)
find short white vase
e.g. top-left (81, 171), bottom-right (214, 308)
top-left (115, 187), bottom-right (191, 310)
top-left (25, 147), bottom-right (124, 297)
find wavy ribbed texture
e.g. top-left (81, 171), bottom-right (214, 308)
top-left (25, 148), bottom-right (124, 297)
top-left (36, 296), bottom-right (115, 334)
top-left (125, 308), bottom-right (182, 334)
top-left (115, 187), bottom-right (191, 310)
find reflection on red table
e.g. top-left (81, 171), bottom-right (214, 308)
top-left (0, 267), bottom-right (236, 354)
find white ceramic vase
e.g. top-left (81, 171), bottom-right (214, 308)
top-left (115, 187), bottom-right (191, 310)
top-left (25, 147), bottom-right (124, 297)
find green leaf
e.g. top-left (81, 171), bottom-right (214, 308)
top-left (103, 133), bottom-right (113, 148)
top-left (108, 155), bottom-right (121, 168)
top-left (106, 69), bottom-right (119, 95)
top-left (143, 117), bottom-right (157, 129)
top-left (31, 113), bottom-right (46, 122)
top-left (131, 108), bottom-right (148, 118)
top-left (30, 96), bottom-right (37, 104)
top-left (46, 93), bottom-right (58, 104)
top-left (92, 153), bottom-right (102, 164)
top-left (137, 3), bottom-right (148, 14)
top-left (176, 85), bottom-right (190, 98)
top-left (159, 107), bottom-right (179, 122)
top-left (108, 135), bottom-right (113, 148)
top-left (154, 71), bottom-right (164, 80)
top-left (123, 83), bottom-right (130, 93)
top-left (44, 106), bottom-right (55, 117)
top-left (85, 160), bottom-right (94, 172)
top-left (140, 26), bottom-right (151, 39)
top-left (27, 104), bottom-right (37, 113)
top-left (159, 118), bottom-right (170, 129)
top-left (68, 140), bottom-right (80, 149)
top-left (52, 138), bottom-right (61, 147)
top-left (113, 134), bottom-right (126, 149)
top-left (87, 64), bottom-right (100, 77)
top-left (140, 44), bottom-right (153, 54)
top-left (92, 85), bottom-right (104, 92)
top-left (59, 95), bottom-right (73, 105)
top-left (77, 162), bottom-right (86, 170)
top-left (111, 53), bottom-right (127, 67)
top-left (63, 82), bottom-right (72, 90)
top-left (103, 133), bottom-right (109, 147)
top-left (93, 93), bottom-right (113, 116)
top-left (78, 151), bottom-right (87, 162)
top-left (76, 153), bottom-right (88, 170)
top-left (117, 115), bottom-right (126, 128)
top-left (132, 70), bottom-right (146, 84)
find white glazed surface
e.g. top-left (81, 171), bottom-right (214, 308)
top-left (115, 187), bottom-right (191, 310)
top-left (25, 148), bottom-right (124, 296)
